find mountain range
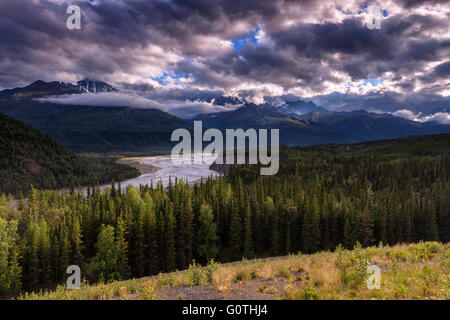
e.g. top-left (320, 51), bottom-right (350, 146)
top-left (0, 80), bottom-right (190, 153)
top-left (0, 79), bottom-right (116, 100)
top-left (194, 103), bottom-right (450, 146)
top-left (1, 80), bottom-right (449, 152)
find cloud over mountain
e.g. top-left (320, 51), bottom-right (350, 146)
top-left (39, 92), bottom-right (240, 118)
top-left (0, 0), bottom-right (448, 115)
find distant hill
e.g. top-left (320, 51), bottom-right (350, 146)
top-left (292, 110), bottom-right (450, 142)
top-left (195, 103), bottom-right (349, 146)
top-left (196, 103), bottom-right (450, 146)
top-left (0, 99), bottom-right (192, 153)
top-left (278, 100), bottom-right (330, 115)
top-left (0, 113), bottom-right (139, 195)
top-left (0, 80), bottom-right (192, 153)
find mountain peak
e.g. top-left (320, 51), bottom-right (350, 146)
top-left (0, 79), bottom-right (117, 99)
top-left (76, 79), bottom-right (117, 93)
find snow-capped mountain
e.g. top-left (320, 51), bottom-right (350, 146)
top-left (76, 79), bottom-right (117, 93)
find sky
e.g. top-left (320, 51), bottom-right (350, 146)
top-left (0, 0), bottom-right (449, 120)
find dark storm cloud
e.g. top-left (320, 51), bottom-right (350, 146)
top-left (0, 0), bottom-right (448, 115)
top-left (399, 0), bottom-right (450, 9)
top-left (432, 61), bottom-right (450, 78)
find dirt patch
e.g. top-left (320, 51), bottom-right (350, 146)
top-left (223, 277), bottom-right (286, 300)
top-left (156, 285), bottom-right (222, 300)
top-left (150, 276), bottom-right (293, 300)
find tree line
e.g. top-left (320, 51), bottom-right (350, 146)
top-left (0, 144), bottom-right (449, 296)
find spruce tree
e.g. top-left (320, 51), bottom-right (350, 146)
top-left (196, 203), bottom-right (219, 262)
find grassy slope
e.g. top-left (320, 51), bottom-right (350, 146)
top-left (22, 241), bottom-right (449, 300)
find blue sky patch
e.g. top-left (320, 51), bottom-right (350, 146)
top-left (231, 26), bottom-right (261, 52)
top-left (151, 71), bottom-right (186, 86)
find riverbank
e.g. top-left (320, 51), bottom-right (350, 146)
top-left (117, 157), bottom-right (160, 175)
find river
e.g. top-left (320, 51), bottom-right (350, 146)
top-left (103, 153), bottom-right (219, 190)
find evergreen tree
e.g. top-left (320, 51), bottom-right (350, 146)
top-left (243, 201), bottom-right (254, 258)
top-left (196, 203), bottom-right (219, 262)
top-left (116, 216), bottom-right (130, 279)
top-left (302, 196), bottom-right (321, 253)
top-left (229, 202), bottom-right (243, 260)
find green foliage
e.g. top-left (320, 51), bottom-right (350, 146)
top-left (410, 241), bottom-right (441, 261)
top-left (338, 242), bottom-right (370, 290)
top-left (196, 203), bottom-right (219, 262)
top-left (206, 259), bottom-right (220, 284)
top-left (138, 280), bottom-right (156, 300)
top-left (86, 225), bottom-right (121, 282)
top-left (298, 286), bottom-right (320, 300)
top-left (186, 261), bottom-right (205, 286)
top-left (0, 217), bottom-right (18, 295)
top-left (0, 99), bottom-right (190, 153)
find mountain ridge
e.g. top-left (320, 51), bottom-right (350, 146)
top-left (0, 79), bottom-right (117, 99)
top-left (195, 103), bottom-right (450, 146)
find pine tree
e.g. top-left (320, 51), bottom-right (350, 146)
top-left (9, 246), bottom-right (22, 294)
top-left (165, 203), bottom-right (177, 272)
top-left (131, 206), bottom-right (146, 277)
top-left (196, 203), bottom-right (219, 262)
top-left (301, 196), bottom-right (321, 253)
top-left (229, 202), bottom-right (243, 260)
top-left (424, 200), bottom-right (439, 241)
top-left (71, 218), bottom-right (84, 268)
top-left (0, 217), bottom-right (18, 295)
top-left (243, 201), bottom-right (253, 258)
top-left (184, 197), bottom-right (194, 265)
top-left (116, 216), bottom-right (130, 279)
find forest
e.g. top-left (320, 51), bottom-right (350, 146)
top-left (0, 112), bottom-right (139, 195)
top-left (0, 133), bottom-right (449, 296)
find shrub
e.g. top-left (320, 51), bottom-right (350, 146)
top-left (299, 286), bottom-right (320, 300)
top-left (233, 270), bottom-right (248, 283)
top-left (410, 241), bottom-right (441, 261)
top-left (386, 248), bottom-right (409, 262)
top-left (339, 242), bottom-right (370, 290)
top-left (206, 259), bottom-right (220, 283)
top-left (278, 267), bottom-right (291, 279)
top-left (139, 280), bottom-right (156, 300)
top-left (156, 272), bottom-right (177, 287)
top-left (186, 261), bottom-right (205, 286)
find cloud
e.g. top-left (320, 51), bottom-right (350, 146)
top-left (0, 0), bottom-right (448, 116)
top-left (392, 109), bottom-right (450, 124)
top-left (38, 92), bottom-right (240, 118)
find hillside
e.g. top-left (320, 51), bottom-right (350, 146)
top-left (22, 241), bottom-right (450, 300)
top-left (195, 103), bottom-right (352, 146)
top-left (0, 99), bottom-right (191, 153)
top-left (0, 113), bottom-right (139, 195)
top-left (0, 80), bottom-right (191, 153)
top-left (196, 104), bottom-right (450, 146)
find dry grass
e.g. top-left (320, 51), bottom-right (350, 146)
top-left (21, 241), bottom-right (450, 300)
